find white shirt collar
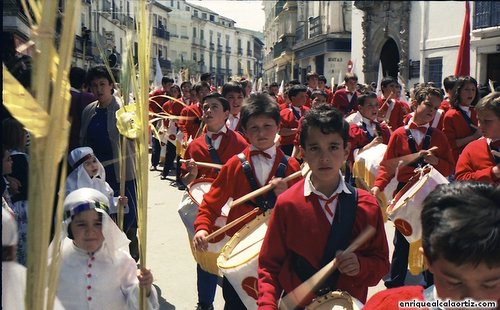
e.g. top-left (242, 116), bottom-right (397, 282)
top-left (361, 115), bottom-right (375, 126)
top-left (459, 105), bottom-right (470, 112)
top-left (304, 170), bottom-right (351, 199)
top-left (207, 125), bottom-right (228, 138)
top-left (249, 144), bottom-right (277, 159)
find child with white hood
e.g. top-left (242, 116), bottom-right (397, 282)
top-left (52, 187), bottom-right (159, 309)
top-left (66, 146), bottom-right (128, 215)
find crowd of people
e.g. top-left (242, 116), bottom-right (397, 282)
top-left (2, 58), bottom-right (500, 309)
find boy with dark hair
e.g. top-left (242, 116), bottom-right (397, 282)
top-left (279, 84), bottom-right (309, 156)
top-left (310, 90), bottom-right (328, 107)
top-left (333, 73), bottom-right (360, 116)
top-left (193, 93), bottom-right (301, 309)
top-left (179, 81), bottom-right (210, 144)
top-left (318, 75), bottom-right (334, 104)
top-left (440, 75), bottom-right (457, 113)
top-left (372, 86), bottom-right (455, 289)
top-left (455, 91), bottom-right (500, 183)
top-left (149, 76), bottom-right (173, 171)
top-left (364, 181), bottom-right (500, 309)
top-left (221, 81), bottom-right (245, 135)
top-left (181, 92), bottom-right (248, 310)
top-left (258, 104), bottom-right (389, 308)
top-left (377, 77), bottom-right (409, 131)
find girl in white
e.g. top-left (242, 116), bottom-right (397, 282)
top-left (52, 188), bottom-right (159, 309)
top-left (66, 146), bottom-right (127, 215)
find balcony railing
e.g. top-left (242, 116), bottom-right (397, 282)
top-left (153, 27), bottom-right (170, 40)
top-left (200, 39), bottom-right (206, 47)
top-left (247, 49), bottom-right (253, 56)
top-left (102, 0), bottom-right (111, 14)
top-left (217, 44), bottom-right (223, 53)
top-left (209, 42), bottom-right (215, 50)
top-left (158, 58), bottom-right (172, 70)
top-left (225, 46), bottom-right (231, 53)
top-left (309, 16), bottom-right (322, 37)
top-left (273, 36), bottom-right (294, 58)
top-left (295, 24), bottom-right (306, 42)
top-left (237, 47), bottom-right (243, 55)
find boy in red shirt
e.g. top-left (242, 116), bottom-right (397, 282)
top-left (455, 91), bottom-right (500, 184)
top-left (377, 77), bottom-right (409, 131)
top-left (179, 81), bottom-right (210, 145)
top-left (258, 104), bottom-right (389, 308)
top-left (333, 73), bottom-right (360, 116)
top-left (364, 181), bottom-right (500, 309)
top-left (372, 86), bottom-right (455, 289)
top-left (279, 84), bottom-right (310, 156)
top-left (181, 93), bottom-right (248, 310)
top-left (193, 93), bottom-right (301, 309)
top-left (221, 81), bottom-right (245, 136)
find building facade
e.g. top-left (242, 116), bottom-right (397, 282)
top-left (351, 1), bottom-right (500, 89)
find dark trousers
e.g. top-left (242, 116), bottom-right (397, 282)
top-left (161, 141), bottom-right (177, 178)
top-left (385, 228), bottom-right (409, 288)
top-left (197, 264), bottom-right (218, 305)
top-left (222, 276), bottom-right (246, 310)
top-left (151, 136), bottom-right (161, 167)
top-left (280, 144), bottom-right (294, 157)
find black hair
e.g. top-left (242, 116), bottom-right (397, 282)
top-left (344, 73), bottom-right (358, 83)
top-left (318, 75), bottom-right (327, 83)
top-left (450, 76), bottom-right (479, 109)
top-left (69, 67), bottom-right (87, 89)
top-left (180, 81), bottom-right (192, 89)
top-left (201, 92), bottom-right (230, 111)
top-left (306, 71), bottom-right (319, 80)
top-left (194, 81), bottom-right (211, 94)
top-left (357, 92), bottom-right (378, 106)
top-left (162, 76), bottom-right (174, 84)
top-left (169, 84), bottom-right (182, 99)
top-left (288, 84), bottom-right (308, 99)
top-left (299, 104), bottom-right (349, 148)
top-left (200, 72), bottom-right (213, 82)
top-left (86, 65), bottom-right (113, 86)
top-left (443, 75), bottom-right (457, 93)
top-left (421, 182), bottom-right (500, 268)
top-left (240, 93), bottom-right (280, 129)
top-left (222, 81), bottom-right (244, 98)
top-left (380, 76), bottom-right (398, 89)
top-left (288, 79), bottom-right (301, 86)
top-left (310, 90), bottom-right (327, 100)
top-left (414, 86), bottom-right (444, 104)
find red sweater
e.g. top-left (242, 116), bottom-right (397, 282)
top-left (180, 129), bottom-right (248, 180)
top-left (377, 97), bottom-right (408, 131)
top-left (161, 99), bottom-right (185, 128)
top-left (179, 103), bottom-right (203, 142)
top-left (194, 147), bottom-right (301, 237)
top-left (279, 105), bottom-right (310, 146)
top-left (374, 126), bottom-right (455, 191)
top-left (348, 121), bottom-right (391, 163)
top-left (257, 180), bottom-right (389, 308)
top-left (364, 286), bottom-right (426, 310)
top-left (454, 138), bottom-right (500, 184)
top-left (442, 108), bottom-right (478, 163)
top-left (333, 88), bottom-right (360, 116)
top-left (149, 88), bottom-right (168, 114)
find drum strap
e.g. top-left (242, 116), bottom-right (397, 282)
top-left (406, 127), bottom-right (433, 168)
top-left (457, 108), bottom-right (477, 133)
top-left (205, 135), bottom-right (223, 167)
top-left (237, 153), bottom-right (289, 210)
top-left (291, 183), bottom-right (358, 296)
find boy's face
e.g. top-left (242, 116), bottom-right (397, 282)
top-left (202, 98), bottom-right (229, 131)
top-left (196, 86), bottom-right (211, 102)
top-left (244, 115), bottom-right (279, 151)
top-left (478, 110), bottom-right (500, 139)
top-left (70, 210), bottom-right (104, 253)
top-left (269, 86), bottom-right (279, 96)
top-left (90, 77), bottom-right (113, 104)
top-left (414, 95), bottom-right (441, 125)
top-left (459, 82), bottom-right (477, 107)
top-left (346, 79), bottom-right (357, 92)
top-left (307, 76), bottom-right (318, 88)
top-left (225, 91), bottom-right (244, 116)
top-left (163, 82), bottom-right (173, 93)
top-left (382, 82), bottom-right (399, 97)
top-left (290, 91), bottom-right (307, 107)
top-left (428, 258), bottom-right (500, 302)
top-left (301, 127), bottom-right (348, 185)
top-left (83, 155), bottom-right (99, 178)
top-left (318, 80), bottom-right (326, 89)
top-left (312, 95), bottom-right (327, 107)
top-left (358, 98), bottom-right (379, 121)
top-left (181, 84), bottom-right (191, 98)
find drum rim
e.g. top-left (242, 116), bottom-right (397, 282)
top-left (305, 290), bottom-right (359, 310)
top-left (387, 165), bottom-right (433, 213)
top-left (187, 177), bottom-right (215, 206)
top-left (217, 210), bottom-right (270, 269)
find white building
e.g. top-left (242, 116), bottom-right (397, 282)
top-left (351, 1), bottom-right (500, 89)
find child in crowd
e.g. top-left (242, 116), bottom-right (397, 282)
top-left (440, 75), bottom-right (457, 113)
top-left (222, 81), bottom-right (246, 136)
top-left (279, 84), bottom-right (310, 156)
top-left (317, 75), bottom-right (334, 104)
top-left (66, 146), bottom-right (128, 216)
top-left (310, 90), bottom-right (329, 107)
top-left (333, 73), bottom-right (360, 116)
top-left (52, 187), bottom-right (158, 309)
top-left (442, 76), bottom-right (482, 164)
top-left (181, 93), bottom-right (248, 310)
top-left (193, 93), bottom-right (301, 309)
top-left (372, 86), bottom-right (455, 289)
top-left (364, 181), bottom-right (500, 309)
top-left (258, 104), bottom-right (389, 308)
top-left (455, 92), bottom-right (500, 183)
top-left (179, 81), bottom-right (211, 144)
top-left (377, 77), bottom-right (409, 131)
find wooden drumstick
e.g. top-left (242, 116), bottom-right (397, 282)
top-left (279, 226), bottom-right (376, 310)
top-left (383, 146), bottom-right (438, 175)
top-left (230, 164), bottom-right (310, 208)
top-left (205, 208), bottom-right (260, 242)
top-left (378, 92), bottom-right (393, 112)
top-left (179, 159), bottom-right (223, 170)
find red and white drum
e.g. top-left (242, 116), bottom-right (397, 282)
top-left (386, 165), bottom-right (449, 243)
top-left (177, 178), bottom-right (231, 275)
top-left (217, 210), bottom-right (270, 310)
top-left (305, 291), bottom-right (363, 310)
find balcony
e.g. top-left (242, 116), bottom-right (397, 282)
top-left (200, 39), bottom-right (207, 47)
top-left (295, 24), bottom-right (306, 43)
top-left (473, 2), bottom-right (500, 29)
top-left (124, 15), bottom-right (135, 29)
top-left (181, 35), bottom-right (189, 40)
top-left (153, 27), bottom-right (170, 40)
top-left (225, 46), bottom-right (231, 53)
top-left (237, 47), bottom-right (243, 56)
top-left (247, 49), bottom-right (253, 56)
top-left (217, 44), bottom-right (223, 53)
top-left (209, 42), bottom-right (215, 50)
top-left (309, 16), bottom-right (323, 37)
top-left (274, 0), bottom-right (285, 17)
top-left (210, 66), bottom-right (216, 73)
top-left (273, 36), bottom-right (294, 58)
top-left (158, 58), bottom-right (172, 70)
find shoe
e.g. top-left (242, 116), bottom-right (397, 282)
top-left (160, 175), bottom-right (167, 180)
top-left (177, 183), bottom-right (186, 191)
top-left (150, 166), bottom-right (157, 171)
top-left (195, 303), bottom-right (214, 310)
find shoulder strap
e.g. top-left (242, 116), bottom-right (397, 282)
top-left (360, 122), bottom-right (374, 142)
top-left (457, 108), bottom-right (477, 132)
top-left (205, 135), bottom-right (222, 165)
top-left (406, 128), bottom-right (433, 168)
top-left (238, 153), bottom-right (266, 209)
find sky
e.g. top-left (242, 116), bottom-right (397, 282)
top-left (185, 0), bottom-right (265, 32)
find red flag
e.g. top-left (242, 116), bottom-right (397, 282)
top-left (454, 1), bottom-right (470, 77)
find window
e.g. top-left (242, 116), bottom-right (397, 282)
top-left (193, 27), bottom-right (197, 37)
top-left (202, 13), bottom-right (207, 19)
top-left (409, 60), bottom-right (420, 79)
top-left (225, 35), bottom-right (230, 46)
top-left (171, 0), bottom-right (174, 7)
top-left (238, 39), bottom-right (242, 49)
top-left (186, 6), bottom-right (190, 12)
top-left (193, 52), bottom-right (197, 61)
top-left (200, 29), bottom-right (204, 39)
top-left (473, 2), bottom-right (500, 29)
top-left (194, 10), bottom-right (198, 17)
top-left (426, 57), bottom-right (443, 87)
top-left (210, 15), bottom-right (215, 22)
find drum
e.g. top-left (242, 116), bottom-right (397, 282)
top-left (386, 165), bottom-right (449, 243)
top-left (177, 178), bottom-right (231, 275)
top-left (305, 291), bottom-right (363, 310)
top-left (217, 210), bottom-right (270, 310)
top-left (352, 143), bottom-right (398, 217)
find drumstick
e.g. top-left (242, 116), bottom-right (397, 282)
top-left (383, 146), bottom-right (438, 175)
top-left (179, 159), bottom-right (223, 170)
top-left (279, 226), bottom-right (376, 310)
top-left (378, 92), bottom-right (393, 112)
top-left (230, 164), bottom-right (310, 208)
top-left (205, 208), bottom-right (260, 241)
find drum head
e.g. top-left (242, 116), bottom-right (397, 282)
top-left (305, 291), bottom-right (363, 310)
top-left (188, 178), bottom-right (215, 206)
